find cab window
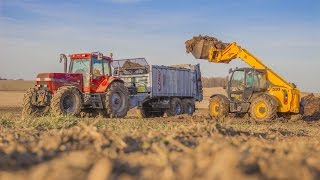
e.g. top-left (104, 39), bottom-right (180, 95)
top-left (103, 60), bottom-right (111, 76)
top-left (245, 70), bottom-right (258, 88)
top-left (257, 72), bottom-right (268, 90)
top-left (230, 70), bottom-right (245, 91)
top-left (92, 58), bottom-right (103, 78)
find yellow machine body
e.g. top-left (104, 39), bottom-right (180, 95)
top-left (196, 42), bottom-right (300, 113)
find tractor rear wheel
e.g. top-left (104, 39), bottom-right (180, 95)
top-left (209, 95), bottom-right (229, 118)
top-left (249, 94), bottom-right (277, 121)
top-left (51, 87), bottom-right (81, 116)
top-left (22, 88), bottom-right (50, 118)
top-left (105, 82), bottom-right (129, 118)
top-left (165, 98), bottom-right (183, 117)
top-left (182, 99), bottom-right (195, 115)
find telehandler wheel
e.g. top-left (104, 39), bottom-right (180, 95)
top-left (249, 95), bottom-right (277, 121)
top-left (165, 98), bottom-right (183, 117)
top-left (182, 99), bottom-right (195, 115)
top-left (51, 87), bottom-right (81, 116)
top-left (209, 95), bottom-right (229, 118)
top-left (105, 82), bottom-right (129, 118)
top-left (22, 88), bottom-right (50, 118)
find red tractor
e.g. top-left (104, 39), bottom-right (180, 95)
top-left (22, 52), bottom-right (130, 118)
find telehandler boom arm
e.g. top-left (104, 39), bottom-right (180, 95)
top-left (206, 42), bottom-right (295, 90)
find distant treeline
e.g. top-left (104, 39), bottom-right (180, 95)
top-left (201, 77), bottom-right (228, 88)
top-left (0, 77), bottom-right (24, 80)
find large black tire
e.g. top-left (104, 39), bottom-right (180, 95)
top-left (139, 108), bottom-right (153, 118)
top-left (165, 98), bottom-right (183, 117)
top-left (139, 106), bottom-right (164, 118)
top-left (182, 99), bottom-right (195, 115)
top-left (249, 94), bottom-right (277, 121)
top-left (51, 87), bottom-right (82, 116)
top-left (105, 82), bottom-right (129, 118)
top-left (153, 111), bottom-right (165, 117)
top-left (22, 88), bottom-right (50, 118)
top-left (209, 95), bottom-right (229, 118)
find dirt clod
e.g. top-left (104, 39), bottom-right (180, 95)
top-left (122, 61), bottom-right (143, 69)
top-left (302, 93), bottom-right (320, 120)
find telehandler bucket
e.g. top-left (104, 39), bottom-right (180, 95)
top-left (190, 40), bottom-right (211, 60)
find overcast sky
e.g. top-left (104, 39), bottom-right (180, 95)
top-left (0, 0), bottom-right (319, 92)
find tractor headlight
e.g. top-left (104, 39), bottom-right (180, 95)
top-left (37, 82), bottom-right (48, 88)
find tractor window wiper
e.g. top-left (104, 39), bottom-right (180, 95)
top-left (80, 59), bottom-right (88, 68)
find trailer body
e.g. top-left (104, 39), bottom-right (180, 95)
top-left (112, 58), bottom-right (203, 117)
top-left (150, 65), bottom-right (202, 100)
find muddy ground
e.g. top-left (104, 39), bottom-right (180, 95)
top-left (1, 105), bottom-right (320, 180)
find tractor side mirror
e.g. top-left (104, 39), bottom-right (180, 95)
top-left (60, 54), bottom-right (68, 73)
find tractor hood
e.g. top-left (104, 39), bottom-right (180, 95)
top-left (36, 73), bottom-right (83, 92)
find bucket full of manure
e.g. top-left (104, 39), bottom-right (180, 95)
top-left (185, 35), bottom-right (229, 60)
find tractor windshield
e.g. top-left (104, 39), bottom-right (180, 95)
top-left (70, 59), bottom-right (90, 74)
top-left (70, 58), bottom-right (90, 87)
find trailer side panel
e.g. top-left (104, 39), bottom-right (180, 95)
top-left (151, 65), bottom-right (202, 100)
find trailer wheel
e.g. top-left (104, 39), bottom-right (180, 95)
top-left (105, 81), bottom-right (129, 118)
top-left (166, 98), bottom-right (183, 117)
top-left (182, 99), bottom-right (195, 115)
top-left (139, 108), bottom-right (153, 118)
top-left (153, 111), bottom-right (165, 117)
top-left (139, 103), bottom-right (164, 118)
top-left (51, 87), bottom-right (81, 116)
top-left (22, 88), bottom-right (50, 118)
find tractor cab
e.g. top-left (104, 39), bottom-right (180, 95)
top-left (63, 52), bottom-right (113, 92)
top-left (228, 68), bottom-right (268, 104)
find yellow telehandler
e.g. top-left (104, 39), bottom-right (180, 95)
top-left (186, 36), bottom-right (301, 121)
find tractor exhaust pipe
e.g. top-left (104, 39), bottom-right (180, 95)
top-left (60, 54), bottom-right (68, 73)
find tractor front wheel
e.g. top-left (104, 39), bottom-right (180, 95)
top-left (105, 82), bottom-right (130, 118)
top-left (22, 88), bottom-right (50, 118)
top-left (51, 87), bottom-right (82, 116)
